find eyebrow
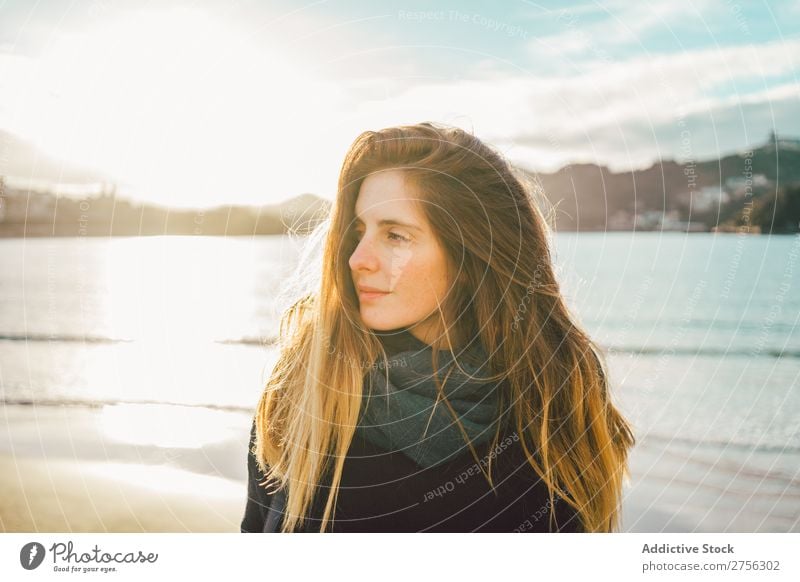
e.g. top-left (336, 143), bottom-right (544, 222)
top-left (353, 217), bottom-right (423, 232)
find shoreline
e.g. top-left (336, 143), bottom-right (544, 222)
top-left (1, 402), bottom-right (797, 533)
top-left (0, 454), bottom-right (244, 532)
top-left (0, 403), bottom-right (251, 532)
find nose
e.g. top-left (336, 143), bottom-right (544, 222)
top-left (348, 234), bottom-right (379, 273)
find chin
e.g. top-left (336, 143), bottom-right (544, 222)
top-left (360, 313), bottom-right (410, 332)
top-left (362, 319), bottom-right (401, 331)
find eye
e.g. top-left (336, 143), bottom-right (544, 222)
top-left (350, 226), bottom-right (410, 244)
top-left (388, 231), bottom-right (411, 243)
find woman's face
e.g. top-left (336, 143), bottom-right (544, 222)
top-left (348, 169), bottom-right (453, 346)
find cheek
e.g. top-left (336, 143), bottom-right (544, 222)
top-left (390, 249), bottom-right (449, 298)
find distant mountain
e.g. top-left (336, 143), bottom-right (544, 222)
top-left (2, 132), bottom-right (798, 236)
top-left (0, 129), bottom-right (109, 185)
top-left (0, 180), bottom-right (331, 236)
top-left (528, 133), bottom-right (800, 233)
top-left (272, 193), bottom-right (332, 233)
top-left (0, 128), bottom-right (334, 236)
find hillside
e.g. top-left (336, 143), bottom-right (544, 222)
top-left (530, 134), bottom-right (800, 232)
top-left (2, 134), bottom-right (799, 236)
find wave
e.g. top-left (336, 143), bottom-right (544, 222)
top-left (635, 469), bottom-right (800, 500)
top-left (0, 397), bottom-right (252, 414)
top-left (218, 338), bottom-right (800, 359)
top-left (642, 439), bottom-right (800, 488)
top-left (4, 398), bottom-right (797, 456)
top-left (216, 336), bottom-right (277, 346)
top-left (0, 333), bottom-right (132, 344)
top-left (0, 333), bottom-right (278, 346)
top-left (605, 345), bottom-right (800, 359)
top-left (586, 318), bottom-right (800, 333)
top-left (639, 431), bottom-right (800, 455)
top-left (3, 333), bottom-right (796, 359)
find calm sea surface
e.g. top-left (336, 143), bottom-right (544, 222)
top-left (1, 232), bottom-right (798, 531)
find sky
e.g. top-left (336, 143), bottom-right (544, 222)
top-left (0, 0), bottom-right (798, 208)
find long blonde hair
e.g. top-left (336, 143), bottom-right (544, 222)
top-left (253, 121), bottom-right (635, 532)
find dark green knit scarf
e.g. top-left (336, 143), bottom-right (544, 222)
top-left (354, 329), bottom-right (502, 469)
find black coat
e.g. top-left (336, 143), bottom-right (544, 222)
top-left (241, 417), bottom-right (584, 533)
top-left (240, 329), bottom-right (584, 533)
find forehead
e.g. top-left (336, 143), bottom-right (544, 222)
top-left (354, 170), bottom-right (423, 221)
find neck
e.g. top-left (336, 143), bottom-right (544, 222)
top-left (407, 320), bottom-right (462, 351)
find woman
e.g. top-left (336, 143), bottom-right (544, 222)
top-left (241, 122), bottom-right (635, 533)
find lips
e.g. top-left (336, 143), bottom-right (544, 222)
top-left (358, 285), bottom-right (389, 293)
top-left (357, 285), bottom-right (391, 301)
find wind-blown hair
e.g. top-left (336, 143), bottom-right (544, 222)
top-left (252, 121), bottom-right (635, 532)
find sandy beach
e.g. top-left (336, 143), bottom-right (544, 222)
top-left (620, 433), bottom-right (800, 533)
top-left (1, 402), bottom-right (797, 533)
top-left (0, 403), bottom-right (251, 532)
top-left (0, 454), bottom-right (244, 532)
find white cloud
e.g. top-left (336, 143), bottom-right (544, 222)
top-left (527, 0), bottom-right (716, 59)
top-left (0, 6), bottom-right (355, 207)
top-left (2, 5), bottom-right (798, 206)
top-left (336, 39), bottom-right (800, 172)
